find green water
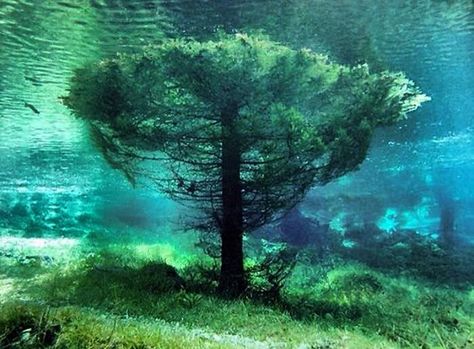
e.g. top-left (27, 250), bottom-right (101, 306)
top-left (0, 1), bottom-right (473, 348)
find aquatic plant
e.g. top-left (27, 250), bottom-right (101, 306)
top-left (246, 241), bottom-right (297, 300)
top-left (336, 226), bottom-right (474, 286)
top-left (63, 32), bottom-right (429, 297)
top-left (2, 237), bottom-right (472, 348)
top-left (283, 263), bottom-right (473, 348)
top-left (0, 301), bottom-right (232, 349)
top-left (0, 302), bottom-right (61, 348)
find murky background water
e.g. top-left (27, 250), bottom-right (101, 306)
top-left (0, 0), bottom-right (473, 241)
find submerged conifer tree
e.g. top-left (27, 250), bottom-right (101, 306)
top-left (63, 33), bottom-right (429, 296)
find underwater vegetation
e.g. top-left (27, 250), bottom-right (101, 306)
top-left (335, 225), bottom-right (474, 287)
top-left (1, 1), bottom-right (473, 347)
top-left (0, 234), bottom-right (472, 348)
top-left (63, 32), bottom-right (429, 297)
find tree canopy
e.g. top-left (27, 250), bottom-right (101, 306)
top-left (63, 33), bottom-right (429, 295)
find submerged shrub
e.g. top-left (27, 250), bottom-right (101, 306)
top-left (135, 261), bottom-right (185, 293)
top-left (336, 228), bottom-right (474, 286)
top-left (176, 290), bottom-right (204, 309)
top-left (333, 271), bottom-right (384, 294)
top-left (83, 260), bottom-right (184, 296)
top-left (247, 242), bottom-right (297, 300)
top-left (180, 261), bottom-right (220, 293)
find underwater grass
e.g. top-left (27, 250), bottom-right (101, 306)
top-left (0, 299), bottom-right (401, 349)
top-left (0, 301), bottom-right (237, 348)
top-left (283, 263), bottom-right (474, 348)
top-left (1, 240), bottom-right (473, 348)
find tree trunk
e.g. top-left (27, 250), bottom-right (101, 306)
top-left (218, 105), bottom-right (246, 297)
top-left (436, 189), bottom-right (456, 249)
top-left (439, 199), bottom-right (455, 249)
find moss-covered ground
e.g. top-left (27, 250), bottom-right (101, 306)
top-left (0, 231), bottom-right (472, 349)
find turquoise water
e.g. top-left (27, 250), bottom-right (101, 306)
top-left (0, 2), bottom-right (473, 347)
top-left (1, 0), bottom-right (473, 242)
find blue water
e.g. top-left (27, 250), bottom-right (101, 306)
top-left (0, 0), bottom-right (473, 243)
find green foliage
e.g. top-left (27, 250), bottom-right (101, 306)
top-left (34, 249), bottom-right (185, 309)
top-left (246, 242), bottom-right (297, 300)
top-left (63, 32), bottom-right (429, 296)
top-left (176, 290), bottom-right (204, 309)
top-left (283, 264), bottom-right (473, 348)
top-left (63, 33), bottom-right (429, 231)
top-left (2, 239), bottom-right (472, 349)
top-left (0, 301), bottom-right (231, 349)
top-left (336, 228), bottom-right (474, 286)
top-left (180, 261), bottom-right (220, 293)
top-left (136, 261), bottom-right (184, 293)
top-left (0, 302), bottom-right (60, 348)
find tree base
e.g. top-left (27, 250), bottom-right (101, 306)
top-left (218, 273), bottom-right (247, 298)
